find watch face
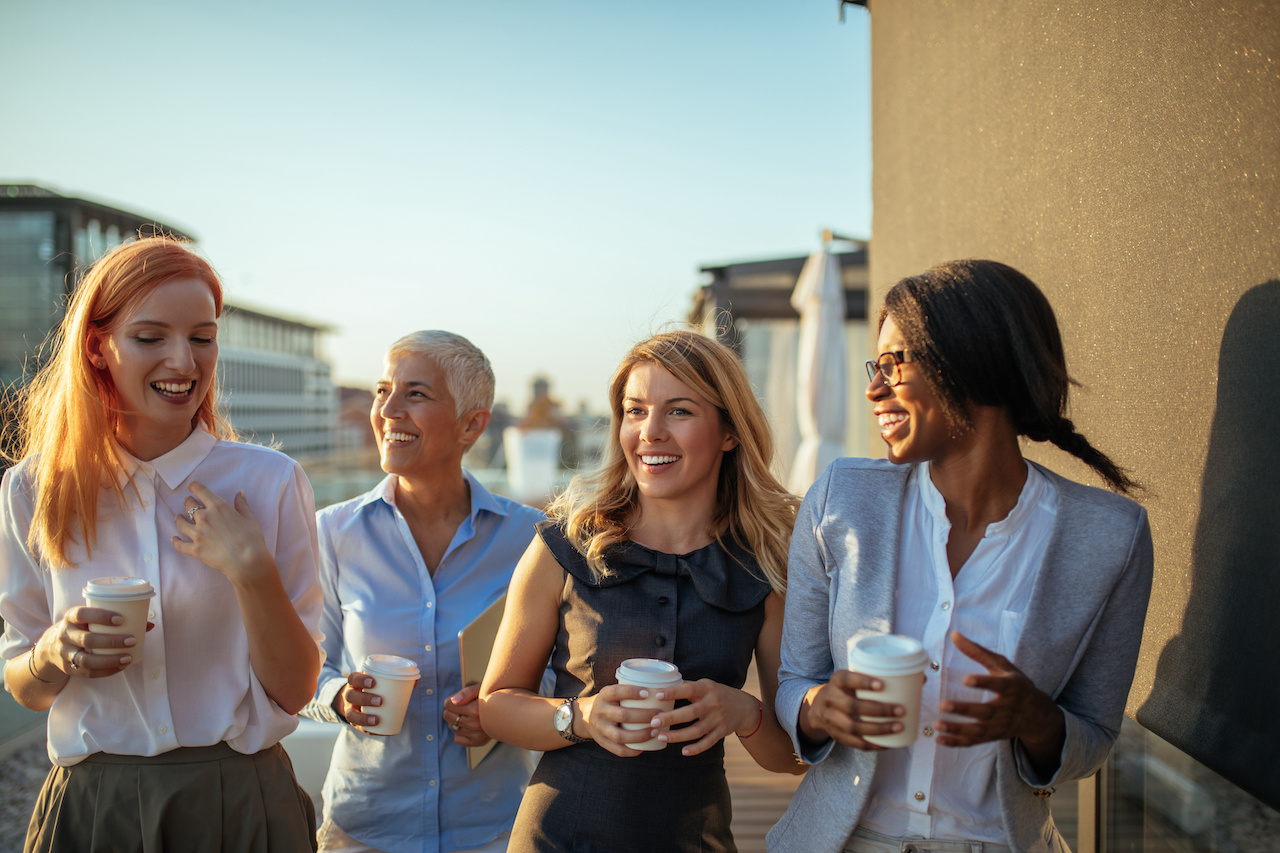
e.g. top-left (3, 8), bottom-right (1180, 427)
top-left (554, 700), bottom-right (572, 733)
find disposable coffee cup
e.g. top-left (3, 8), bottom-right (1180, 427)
top-left (616, 658), bottom-right (682, 751)
top-left (359, 654), bottom-right (420, 736)
top-left (847, 634), bottom-right (929, 748)
top-left (82, 577), bottom-right (155, 664)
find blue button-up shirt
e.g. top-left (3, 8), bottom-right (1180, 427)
top-left (307, 472), bottom-right (544, 853)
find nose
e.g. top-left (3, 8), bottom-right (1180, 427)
top-left (637, 411), bottom-right (666, 443)
top-left (375, 393), bottom-right (404, 421)
top-left (165, 340), bottom-right (196, 373)
top-left (865, 370), bottom-right (890, 402)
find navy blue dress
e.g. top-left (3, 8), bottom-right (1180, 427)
top-left (508, 521), bottom-right (771, 853)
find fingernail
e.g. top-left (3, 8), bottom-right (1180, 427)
top-left (370, 696), bottom-right (381, 706)
top-left (893, 723), bottom-right (903, 732)
top-left (111, 615), bottom-right (124, 625)
top-left (895, 706), bottom-right (906, 716)
top-left (657, 732), bottom-right (668, 741)
top-left (368, 716), bottom-right (379, 725)
top-left (655, 691), bottom-right (667, 700)
top-left (638, 689), bottom-right (649, 698)
top-left (120, 655), bottom-right (132, 665)
top-left (363, 677), bottom-right (374, 688)
top-left (871, 679), bottom-right (882, 690)
top-left (123, 637), bottom-right (137, 647)
top-left (682, 747), bottom-right (691, 756)
top-left (451, 693), bottom-right (464, 703)
top-left (650, 717), bottom-right (662, 727)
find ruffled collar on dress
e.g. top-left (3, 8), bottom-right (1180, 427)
top-left (536, 520), bottom-right (772, 613)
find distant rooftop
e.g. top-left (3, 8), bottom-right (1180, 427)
top-left (0, 183), bottom-right (193, 241)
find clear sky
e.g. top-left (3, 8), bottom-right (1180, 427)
top-left (1, 1), bottom-right (870, 414)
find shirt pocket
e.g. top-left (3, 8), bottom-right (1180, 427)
top-left (998, 608), bottom-right (1027, 658)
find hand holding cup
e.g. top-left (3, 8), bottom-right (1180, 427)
top-left (39, 605), bottom-right (137, 680)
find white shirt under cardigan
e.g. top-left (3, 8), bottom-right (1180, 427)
top-left (859, 460), bottom-right (1057, 844)
top-left (0, 427), bottom-right (324, 766)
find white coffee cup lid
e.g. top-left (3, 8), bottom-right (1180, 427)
top-left (616, 658), bottom-right (682, 688)
top-left (847, 634), bottom-right (929, 676)
top-left (83, 576), bottom-right (156, 601)
top-left (362, 654), bottom-right (420, 680)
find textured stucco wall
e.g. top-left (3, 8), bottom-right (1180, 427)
top-left (864, 0), bottom-right (1280, 804)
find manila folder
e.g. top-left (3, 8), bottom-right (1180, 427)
top-left (458, 593), bottom-right (507, 770)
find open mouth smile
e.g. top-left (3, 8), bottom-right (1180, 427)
top-left (383, 431), bottom-right (418, 445)
top-left (152, 380), bottom-right (196, 400)
top-left (877, 412), bottom-right (908, 437)
top-left (639, 454), bottom-right (678, 467)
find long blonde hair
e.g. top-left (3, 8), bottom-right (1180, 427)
top-left (547, 330), bottom-right (799, 594)
top-left (6, 236), bottom-right (234, 568)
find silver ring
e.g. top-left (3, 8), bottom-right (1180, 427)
top-left (70, 650), bottom-right (82, 670)
top-left (187, 505), bottom-right (204, 521)
top-left (451, 716), bottom-right (461, 732)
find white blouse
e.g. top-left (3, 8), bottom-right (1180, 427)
top-left (860, 460), bottom-right (1057, 843)
top-left (0, 427), bottom-right (324, 766)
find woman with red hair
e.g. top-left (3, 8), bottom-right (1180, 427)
top-left (1, 236), bottom-right (323, 851)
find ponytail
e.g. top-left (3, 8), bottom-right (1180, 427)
top-left (1044, 415), bottom-right (1138, 495)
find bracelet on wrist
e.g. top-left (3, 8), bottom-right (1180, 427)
top-left (738, 698), bottom-right (764, 739)
top-left (27, 649), bottom-right (67, 685)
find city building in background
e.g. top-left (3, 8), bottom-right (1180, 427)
top-left (218, 302), bottom-right (335, 461)
top-left (689, 247), bottom-right (872, 483)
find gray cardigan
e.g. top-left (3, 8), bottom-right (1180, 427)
top-left (768, 458), bottom-right (1154, 853)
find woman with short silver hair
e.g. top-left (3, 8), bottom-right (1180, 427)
top-left (304, 330), bottom-right (545, 853)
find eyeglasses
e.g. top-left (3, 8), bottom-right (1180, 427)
top-left (865, 350), bottom-right (912, 387)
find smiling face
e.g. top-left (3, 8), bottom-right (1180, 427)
top-left (86, 277), bottom-right (219, 460)
top-left (867, 314), bottom-right (960, 465)
top-left (371, 351), bottom-right (484, 484)
top-left (618, 361), bottom-right (738, 515)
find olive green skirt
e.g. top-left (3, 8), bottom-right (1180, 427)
top-left (25, 742), bottom-right (317, 853)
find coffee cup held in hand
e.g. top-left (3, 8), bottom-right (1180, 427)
top-left (359, 654), bottom-right (420, 736)
top-left (615, 658), bottom-right (682, 751)
top-left (847, 634), bottom-right (928, 748)
top-left (82, 577), bottom-right (155, 665)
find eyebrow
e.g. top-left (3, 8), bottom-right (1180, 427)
top-left (126, 319), bottom-right (219, 330)
top-left (376, 379), bottom-right (436, 389)
top-left (624, 396), bottom-right (699, 405)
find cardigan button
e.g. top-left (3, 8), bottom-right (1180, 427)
top-left (654, 636), bottom-right (667, 647)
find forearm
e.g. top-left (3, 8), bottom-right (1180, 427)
top-left (736, 693), bottom-right (804, 774)
top-left (5, 639), bottom-right (67, 712)
top-left (479, 688), bottom-right (573, 752)
top-left (231, 562), bottom-right (321, 715)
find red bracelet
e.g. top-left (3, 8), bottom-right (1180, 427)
top-left (739, 699), bottom-right (764, 739)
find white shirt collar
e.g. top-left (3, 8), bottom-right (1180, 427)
top-left (113, 426), bottom-right (219, 490)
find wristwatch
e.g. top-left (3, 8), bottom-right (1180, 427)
top-left (554, 696), bottom-right (591, 744)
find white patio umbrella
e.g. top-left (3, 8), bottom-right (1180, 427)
top-left (787, 238), bottom-right (847, 495)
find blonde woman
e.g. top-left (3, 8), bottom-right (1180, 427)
top-left (480, 330), bottom-right (803, 853)
top-left (0, 237), bottom-right (323, 851)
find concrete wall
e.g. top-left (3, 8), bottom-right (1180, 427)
top-left (864, 0), bottom-right (1279, 805)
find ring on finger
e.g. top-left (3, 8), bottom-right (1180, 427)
top-left (187, 504), bottom-right (205, 521)
top-left (70, 650), bottom-right (82, 670)
top-left (451, 716), bottom-right (461, 731)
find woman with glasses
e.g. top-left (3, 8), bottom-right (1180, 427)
top-left (768, 260), bottom-right (1154, 853)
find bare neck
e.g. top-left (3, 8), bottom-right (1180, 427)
top-left (626, 497), bottom-right (719, 555)
top-left (394, 472), bottom-right (472, 573)
top-left (929, 408), bottom-right (1028, 537)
